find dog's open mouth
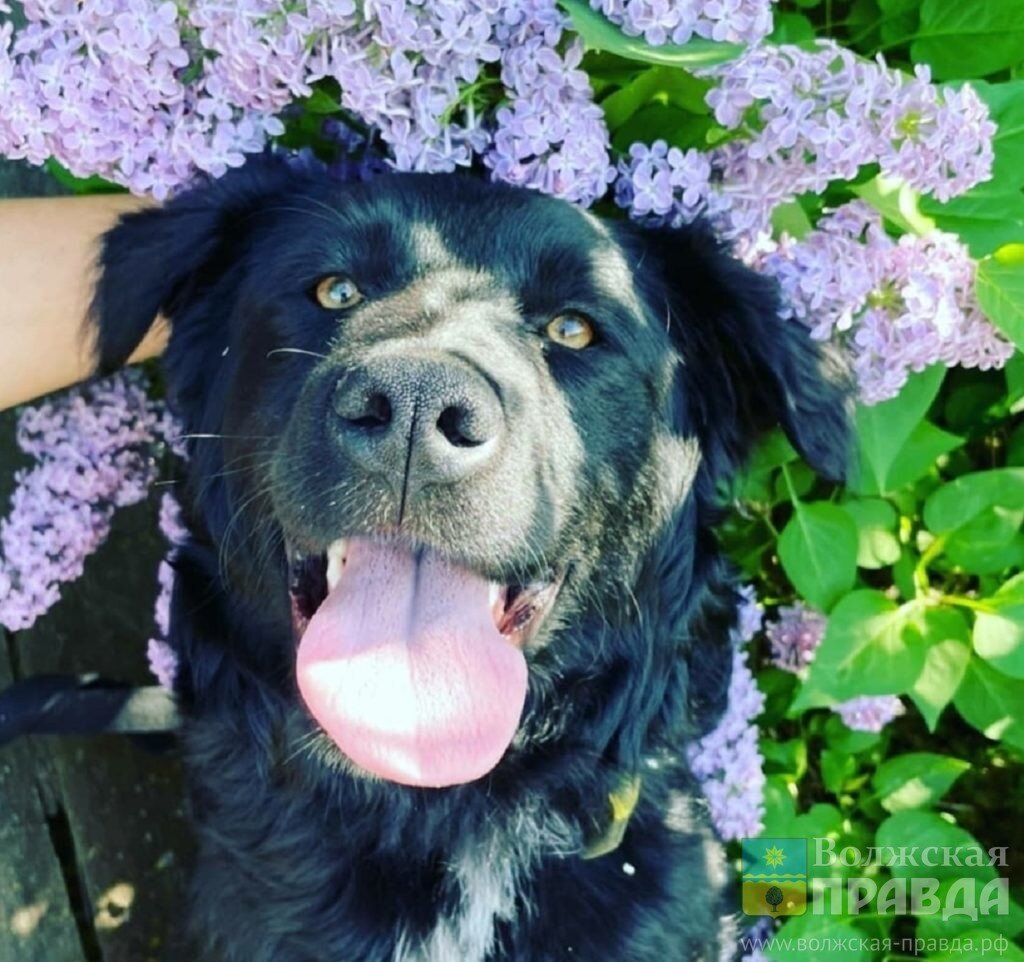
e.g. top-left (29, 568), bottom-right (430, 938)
top-left (286, 538), bottom-right (562, 788)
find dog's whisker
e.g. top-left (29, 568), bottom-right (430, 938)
top-left (174, 432), bottom-right (274, 441)
top-left (266, 347), bottom-right (330, 361)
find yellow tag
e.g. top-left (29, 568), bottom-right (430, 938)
top-left (582, 775), bottom-right (642, 860)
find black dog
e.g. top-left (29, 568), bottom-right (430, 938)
top-left (89, 156), bottom-right (849, 962)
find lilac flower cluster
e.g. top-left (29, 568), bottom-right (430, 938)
top-left (147, 491), bottom-right (187, 690)
top-left (759, 203), bottom-right (1014, 403)
top-left (616, 42), bottom-right (995, 243)
top-left (688, 585), bottom-right (766, 840)
top-left (0, 0), bottom-right (283, 198)
top-left (833, 695), bottom-right (905, 733)
top-left (484, 4), bottom-right (614, 205)
top-left (0, 0), bottom-right (615, 203)
top-left (0, 371), bottom-right (165, 631)
top-left (765, 601), bottom-right (906, 733)
top-left (765, 602), bottom-right (826, 674)
top-left (590, 0), bottom-right (774, 46)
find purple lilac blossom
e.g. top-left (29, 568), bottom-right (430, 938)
top-left (147, 491), bottom-right (186, 690)
top-left (590, 0), bottom-right (774, 46)
top-left (482, 2), bottom-right (615, 205)
top-left (687, 585), bottom-right (766, 840)
top-left (0, 371), bottom-right (165, 631)
top-left (764, 602), bottom-right (907, 733)
top-left (0, 1), bottom-right (282, 199)
top-left (616, 42), bottom-right (994, 243)
top-left (757, 202), bottom-right (1014, 403)
top-left (833, 695), bottom-right (905, 733)
top-left (0, 1), bottom-right (614, 202)
top-left (766, 602), bottom-right (827, 673)
top-left (702, 42), bottom-right (994, 229)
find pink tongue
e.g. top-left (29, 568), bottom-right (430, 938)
top-left (296, 540), bottom-right (527, 787)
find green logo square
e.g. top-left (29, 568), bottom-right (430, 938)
top-left (742, 838), bottom-right (807, 880)
top-left (741, 838), bottom-right (808, 917)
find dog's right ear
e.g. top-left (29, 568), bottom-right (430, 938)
top-left (89, 156), bottom-right (302, 374)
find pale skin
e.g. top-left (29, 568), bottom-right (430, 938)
top-left (0, 193), bottom-right (167, 411)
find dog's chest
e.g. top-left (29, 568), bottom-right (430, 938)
top-left (393, 846), bottom-right (519, 962)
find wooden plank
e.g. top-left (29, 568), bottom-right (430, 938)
top-left (0, 159), bottom-right (194, 960)
top-left (14, 502), bottom-right (195, 962)
top-left (0, 639), bottom-right (86, 962)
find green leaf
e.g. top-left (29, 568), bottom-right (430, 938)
top-left (44, 158), bottom-right (125, 195)
top-left (841, 498), bottom-right (901, 569)
top-left (821, 748), bottom-right (856, 795)
top-left (975, 80), bottom-right (1024, 192)
top-left (927, 927), bottom-right (1024, 962)
top-left (1009, 421), bottom-right (1024, 466)
top-left (944, 507), bottom-right (1024, 575)
top-left (883, 421), bottom-right (963, 493)
top-left (792, 803), bottom-right (843, 843)
top-left (824, 713), bottom-right (882, 754)
top-left (878, 0), bottom-right (919, 50)
top-left (910, 637), bottom-right (972, 731)
top-left (747, 428), bottom-right (799, 475)
top-left (599, 65), bottom-right (711, 131)
top-left (798, 598), bottom-right (970, 708)
top-left (976, 244), bottom-right (1024, 351)
top-left (761, 738), bottom-right (809, 781)
top-left (560, 0), bottom-right (742, 67)
top-left (770, 199), bottom-right (815, 240)
top-left (954, 657), bottom-right (1024, 750)
top-left (918, 895), bottom-right (1024, 941)
top-left (852, 174), bottom-right (936, 236)
top-left (768, 12), bottom-right (816, 46)
top-left (912, 0), bottom-right (1024, 80)
top-left (920, 183), bottom-right (1024, 258)
top-left (974, 572), bottom-right (1024, 678)
top-left (769, 916), bottom-right (870, 962)
top-left (761, 774), bottom-right (798, 836)
top-left (300, 88), bottom-right (342, 114)
top-left (923, 467), bottom-right (1024, 532)
top-left (851, 366), bottom-right (947, 495)
top-left (778, 502), bottom-right (859, 611)
top-left (876, 811), bottom-right (995, 882)
top-left (872, 753), bottom-right (970, 812)
top-left (610, 102), bottom-right (718, 151)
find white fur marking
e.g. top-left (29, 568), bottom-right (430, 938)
top-left (394, 848), bottom-right (518, 962)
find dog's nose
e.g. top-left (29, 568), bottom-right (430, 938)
top-left (331, 355), bottom-right (503, 488)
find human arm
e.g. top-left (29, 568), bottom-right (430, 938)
top-left (0, 193), bottom-right (167, 411)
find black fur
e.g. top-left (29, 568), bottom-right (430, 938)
top-left (90, 156), bottom-right (851, 962)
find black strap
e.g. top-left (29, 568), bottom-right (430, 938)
top-left (0, 674), bottom-right (180, 747)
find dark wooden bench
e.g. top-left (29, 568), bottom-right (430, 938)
top-left (0, 159), bottom-right (194, 962)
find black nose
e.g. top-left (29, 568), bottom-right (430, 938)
top-left (331, 354), bottom-right (503, 489)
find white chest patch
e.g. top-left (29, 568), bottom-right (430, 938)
top-left (394, 846), bottom-right (519, 962)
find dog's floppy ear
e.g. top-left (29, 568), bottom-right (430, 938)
top-left (89, 155), bottom-right (301, 374)
top-left (630, 222), bottom-right (854, 482)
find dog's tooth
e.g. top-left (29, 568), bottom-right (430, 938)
top-left (326, 539), bottom-right (348, 591)
top-left (489, 582), bottom-right (502, 607)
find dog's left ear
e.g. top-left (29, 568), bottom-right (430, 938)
top-left (89, 154), bottom-right (303, 375)
top-left (629, 222), bottom-right (854, 482)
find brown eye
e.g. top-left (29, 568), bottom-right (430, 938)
top-left (546, 312), bottom-right (595, 350)
top-left (315, 275), bottom-right (362, 310)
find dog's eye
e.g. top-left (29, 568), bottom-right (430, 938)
top-left (314, 275), bottom-right (363, 310)
top-left (546, 313), bottom-right (595, 350)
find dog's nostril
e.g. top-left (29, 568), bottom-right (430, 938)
top-left (352, 392), bottom-right (392, 430)
top-left (436, 405), bottom-right (485, 448)
top-left (337, 388), bottom-right (392, 430)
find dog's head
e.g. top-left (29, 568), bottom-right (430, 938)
top-left (92, 156), bottom-right (850, 788)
